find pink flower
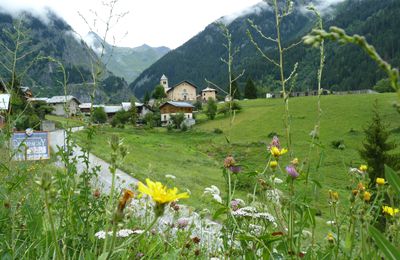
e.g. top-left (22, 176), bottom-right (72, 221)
top-left (286, 165), bottom-right (299, 179)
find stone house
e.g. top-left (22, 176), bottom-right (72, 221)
top-left (47, 95), bottom-right (80, 117)
top-left (159, 101), bottom-right (195, 126)
top-left (160, 75), bottom-right (197, 102)
top-left (200, 87), bottom-right (217, 102)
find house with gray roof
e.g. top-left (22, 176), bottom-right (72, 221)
top-left (47, 95), bottom-right (81, 117)
top-left (159, 101), bottom-right (195, 126)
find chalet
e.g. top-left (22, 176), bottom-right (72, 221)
top-left (47, 95), bottom-right (80, 117)
top-left (160, 75), bottom-right (197, 102)
top-left (79, 103), bottom-right (92, 114)
top-left (200, 87), bottom-right (217, 102)
top-left (159, 101), bottom-right (195, 126)
top-left (121, 102), bottom-right (152, 118)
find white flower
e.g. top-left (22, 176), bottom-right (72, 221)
top-left (273, 178), bottom-right (283, 184)
top-left (302, 230), bottom-right (312, 237)
top-left (212, 194), bottom-right (222, 204)
top-left (94, 231), bottom-right (107, 239)
top-left (326, 220), bottom-right (336, 225)
top-left (165, 174), bottom-right (176, 179)
top-left (117, 229), bottom-right (134, 238)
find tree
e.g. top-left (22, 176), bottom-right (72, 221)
top-left (170, 113), bottom-right (185, 129)
top-left (152, 84), bottom-right (167, 99)
top-left (373, 78), bottom-right (396, 93)
top-left (231, 80), bottom-right (241, 100)
top-left (244, 78), bottom-right (257, 99)
top-left (205, 97), bottom-right (217, 120)
top-left (194, 100), bottom-right (203, 111)
top-left (92, 107), bottom-right (107, 124)
top-left (143, 91), bottom-right (150, 104)
top-left (359, 100), bottom-right (400, 186)
top-left (129, 98), bottom-right (137, 126)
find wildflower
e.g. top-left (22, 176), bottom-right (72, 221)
top-left (326, 232), bottom-right (335, 243)
top-left (352, 189), bottom-right (358, 196)
top-left (359, 164), bottom-right (368, 173)
top-left (326, 220), bottom-right (335, 225)
top-left (224, 155), bottom-right (236, 168)
top-left (285, 165), bottom-right (299, 179)
top-left (93, 189), bottom-right (101, 198)
top-left (204, 185), bottom-right (222, 203)
top-left (95, 231), bottom-right (107, 239)
top-left (382, 206), bottom-right (400, 217)
top-left (165, 174), bottom-right (176, 179)
top-left (363, 191), bottom-right (371, 202)
top-left (268, 136), bottom-right (281, 150)
top-left (192, 236), bottom-right (201, 244)
top-left (229, 165), bottom-right (242, 174)
top-left (291, 157), bottom-right (299, 165)
top-left (117, 229), bottom-right (134, 238)
top-left (271, 146), bottom-right (288, 158)
top-left (357, 182), bottom-right (365, 191)
top-left (329, 190), bottom-right (339, 202)
top-left (177, 218), bottom-right (190, 229)
top-left (138, 178), bottom-right (189, 205)
top-left (376, 178), bottom-right (385, 186)
top-left (117, 189), bottom-right (134, 211)
top-left (269, 160), bottom-right (278, 169)
top-left (273, 177), bottom-right (283, 184)
top-left (230, 199), bottom-right (244, 211)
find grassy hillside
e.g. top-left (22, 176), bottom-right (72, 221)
top-left (76, 93), bottom-right (400, 215)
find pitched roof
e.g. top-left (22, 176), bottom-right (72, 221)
top-left (103, 105), bottom-right (122, 113)
top-left (161, 74), bottom-right (168, 80)
top-left (160, 101), bottom-right (194, 109)
top-left (28, 97), bottom-right (49, 102)
top-left (166, 80), bottom-right (197, 93)
top-left (47, 95), bottom-right (81, 104)
top-left (0, 94), bottom-right (10, 110)
top-left (201, 87), bottom-right (217, 92)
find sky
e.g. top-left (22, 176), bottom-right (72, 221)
top-left (0, 0), bottom-right (263, 49)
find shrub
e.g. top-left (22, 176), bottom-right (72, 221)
top-left (205, 98), bottom-right (217, 120)
top-left (92, 107), bottom-right (107, 124)
top-left (170, 113), bottom-right (185, 129)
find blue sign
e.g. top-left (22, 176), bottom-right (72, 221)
top-left (12, 132), bottom-right (50, 160)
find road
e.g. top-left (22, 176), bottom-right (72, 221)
top-left (49, 127), bottom-right (137, 193)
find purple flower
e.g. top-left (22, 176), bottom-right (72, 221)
top-left (231, 200), bottom-right (240, 211)
top-left (286, 165), bottom-right (299, 179)
top-left (267, 136), bottom-right (281, 151)
top-left (229, 165), bottom-right (242, 174)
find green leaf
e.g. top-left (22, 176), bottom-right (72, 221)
top-left (369, 225), bottom-right (400, 260)
top-left (212, 206), bottom-right (228, 220)
top-left (385, 165), bottom-right (400, 195)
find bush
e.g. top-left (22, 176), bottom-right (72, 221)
top-left (218, 101), bottom-right (242, 116)
top-left (170, 113), bottom-right (185, 129)
top-left (181, 123), bottom-right (188, 132)
top-left (205, 98), bottom-right (217, 120)
top-left (92, 107), bottom-right (107, 124)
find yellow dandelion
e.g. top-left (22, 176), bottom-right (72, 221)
top-left (326, 232), bottom-right (335, 243)
top-left (363, 191), bottom-right (371, 202)
top-left (138, 178), bottom-right (189, 205)
top-left (270, 146), bottom-right (288, 158)
top-left (382, 206), bottom-right (400, 217)
top-left (359, 164), bottom-right (368, 172)
top-left (376, 178), bottom-right (385, 186)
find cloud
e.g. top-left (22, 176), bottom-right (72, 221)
top-left (314, 0), bottom-right (348, 13)
top-left (217, 1), bottom-right (271, 25)
top-left (0, 0), bottom-right (56, 24)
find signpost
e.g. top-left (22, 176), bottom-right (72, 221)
top-left (12, 130), bottom-right (50, 161)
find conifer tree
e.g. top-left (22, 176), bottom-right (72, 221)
top-left (244, 78), bottom-right (257, 99)
top-left (231, 80), bottom-right (241, 100)
top-left (359, 100), bottom-right (400, 186)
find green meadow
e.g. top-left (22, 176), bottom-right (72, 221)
top-left (75, 93), bottom-right (400, 215)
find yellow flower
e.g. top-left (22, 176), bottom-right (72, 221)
top-left (329, 190), bottom-right (339, 202)
top-left (269, 160), bottom-right (278, 169)
top-left (382, 206), bottom-right (400, 217)
top-left (376, 178), bottom-right (385, 186)
top-left (270, 146), bottom-right (288, 157)
top-left (363, 191), bottom-right (371, 202)
top-left (138, 178), bottom-right (189, 205)
top-left (291, 157), bottom-right (299, 165)
top-left (326, 232), bottom-right (335, 243)
top-left (359, 164), bottom-right (368, 172)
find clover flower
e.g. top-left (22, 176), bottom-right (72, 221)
top-left (224, 155), bottom-right (236, 168)
top-left (286, 165), bottom-right (299, 179)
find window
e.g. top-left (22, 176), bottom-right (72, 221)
top-left (163, 81), bottom-right (166, 84)
top-left (187, 114), bottom-right (190, 118)
top-left (163, 115), bottom-right (167, 120)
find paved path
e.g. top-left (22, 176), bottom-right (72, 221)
top-left (49, 127), bottom-right (137, 193)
